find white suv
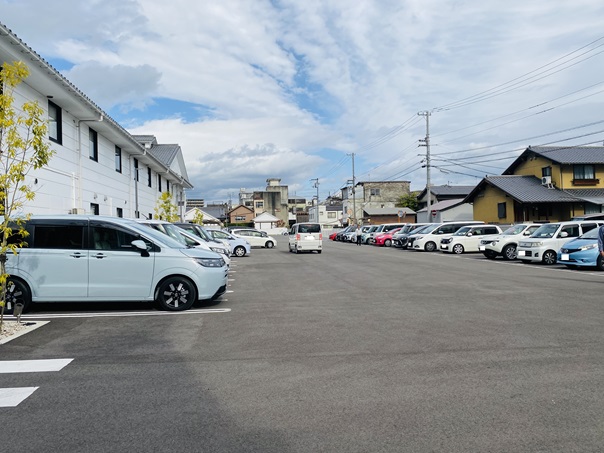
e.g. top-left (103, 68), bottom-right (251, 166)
top-left (230, 228), bottom-right (277, 248)
top-left (516, 221), bottom-right (603, 264)
top-left (479, 223), bottom-right (542, 260)
top-left (439, 224), bottom-right (503, 254)
top-left (410, 221), bottom-right (484, 252)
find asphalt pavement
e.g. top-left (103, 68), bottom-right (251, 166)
top-left (2, 240), bottom-right (604, 452)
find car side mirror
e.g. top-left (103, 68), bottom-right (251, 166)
top-left (132, 239), bottom-right (150, 257)
top-left (559, 231), bottom-right (568, 238)
top-left (467, 232), bottom-right (473, 236)
top-left (261, 232), bottom-right (267, 237)
top-left (523, 231), bottom-right (531, 235)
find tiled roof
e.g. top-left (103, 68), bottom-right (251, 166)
top-left (428, 185), bottom-right (475, 196)
top-left (475, 176), bottom-right (582, 203)
top-left (529, 145), bottom-right (604, 164)
top-left (148, 144), bottom-right (180, 166)
top-left (565, 188), bottom-right (604, 205)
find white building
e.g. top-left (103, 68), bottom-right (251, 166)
top-left (0, 22), bottom-right (192, 218)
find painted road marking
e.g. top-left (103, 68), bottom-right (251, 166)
top-left (0, 387), bottom-right (39, 407)
top-left (18, 308), bottom-right (231, 320)
top-left (0, 358), bottom-right (73, 374)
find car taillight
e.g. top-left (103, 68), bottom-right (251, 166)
top-left (296, 234), bottom-right (300, 240)
top-left (319, 233), bottom-right (322, 240)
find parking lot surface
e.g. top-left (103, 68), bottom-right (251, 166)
top-left (2, 240), bottom-right (604, 452)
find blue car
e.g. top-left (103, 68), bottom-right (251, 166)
top-left (557, 227), bottom-right (604, 270)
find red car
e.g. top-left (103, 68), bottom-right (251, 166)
top-left (373, 228), bottom-right (402, 247)
top-left (329, 231), bottom-right (338, 241)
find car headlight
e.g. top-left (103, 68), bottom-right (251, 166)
top-left (579, 243), bottom-right (598, 251)
top-left (194, 257), bottom-right (225, 267)
top-left (416, 236), bottom-right (423, 240)
top-left (210, 247), bottom-right (227, 255)
top-left (441, 238), bottom-right (452, 244)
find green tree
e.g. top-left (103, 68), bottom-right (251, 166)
top-left (154, 191), bottom-right (180, 222)
top-left (191, 208), bottom-right (204, 225)
top-left (396, 191), bottom-right (420, 212)
top-left (0, 61), bottom-right (54, 328)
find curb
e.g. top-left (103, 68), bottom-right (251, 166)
top-left (0, 321), bottom-right (50, 345)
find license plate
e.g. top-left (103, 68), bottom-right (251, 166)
top-left (440, 245), bottom-right (447, 249)
top-left (479, 246), bottom-right (485, 251)
top-left (305, 236), bottom-right (314, 240)
top-left (561, 253), bottom-right (569, 261)
top-left (518, 250), bottom-right (526, 256)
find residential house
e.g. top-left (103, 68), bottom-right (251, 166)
top-left (363, 207), bottom-right (416, 225)
top-left (0, 22), bottom-right (192, 218)
top-left (465, 145), bottom-right (604, 223)
top-left (228, 204), bottom-right (254, 225)
top-left (416, 199), bottom-right (473, 223)
top-left (253, 212), bottom-right (281, 230)
top-left (417, 185), bottom-right (475, 210)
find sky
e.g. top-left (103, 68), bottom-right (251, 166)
top-left (1, 0), bottom-right (604, 204)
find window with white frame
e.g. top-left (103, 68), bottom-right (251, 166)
top-left (48, 100), bottom-right (62, 144)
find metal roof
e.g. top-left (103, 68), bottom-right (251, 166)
top-left (363, 207), bottom-right (415, 216)
top-left (416, 198), bottom-right (466, 213)
top-left (529, 145), bottom-right (604, 164)
top-left (468, 176), bottom-right (582, 203)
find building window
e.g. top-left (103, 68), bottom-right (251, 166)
top-left (90, 203), bottom-right (99, 215)
top-left (148, 167), bottom-right (152, 187)
top-left (89, 128), bottom-right (98, 161)
top-left (497, 202), bottom-right (507, 219)
top-left (255, 201), bottom-right (264, 209)
top-left (115, 146), bottom-right (122, 173)
top-left (574, 165), bottom-right (595, 180)
top-left (370, 188), bottom-right (380, 196)
top-left (541, 166), bottom-right (552, 177)
top-left (149, 213), bottom-right (153, 220)
top-left (116, 207), bottom-right (123, 218)
top-left (158, 174), bottom-right (162, 192)
top-left (235, 215), bottom-right (246, 221)
top-left (166, 180), bottom-right (170, 193)
top-left (134, 158), bottom-right (139, 181)
top-left (48, 100), bottom-right (62, 144)
top-left (328, 212), bottom-right (336, 219)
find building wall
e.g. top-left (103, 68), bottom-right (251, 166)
top-left (513, 156), bottom-right (604, 190)
top-left (229, 205), bottom-right (254, 224)
top-left (472, 185), bottom-right (514, 223)
top-left (417, 204), bottom-right (474, 223)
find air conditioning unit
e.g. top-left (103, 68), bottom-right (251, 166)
top-left (69, 208), bottom-right (85, 214)
top-left (541, 176), bottom-right (552, 185)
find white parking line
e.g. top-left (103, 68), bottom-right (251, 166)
top-left (18, 308), bottom-right (231, 320)
top-left (0, 358), bottom-right (73, 374)
top-left (0, 387), bottom-right (39, 407)
top-left (454, 255), bottom-right (604, 277)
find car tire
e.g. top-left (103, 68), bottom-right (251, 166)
top-left (155, 276), bottom-right (197, 311)
top-left (295, 245), bottom-right (300, 254)
top-left (502, 244), bottom-right (517, 261)
top-left (384, 239), bottom-right (392, 247)
top-left (317, 250), bottom-right (322, 254)
top-left (452, 244), bottom-right (464, 254)
top-left (234, 246), bottom-right (246, 257)
top-left (520, 260), bottom-right (531, 264)
top-left (265, 241), bottom-right (274, 249)
top-left (3, 278), bottom-right (32, 315)
top-left (542, 250), bottom-right (557, 265)
top-left (598, 255), bottom-right (604, 271)
top-left (424, 241), bottom-right (437, 252)
top-left (483, 250), bottom-right (497, 260)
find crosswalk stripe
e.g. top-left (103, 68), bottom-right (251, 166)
top-left (0, 358), bottom-right (73, 374)
top-left (0, 387), bottom-right (39, 407)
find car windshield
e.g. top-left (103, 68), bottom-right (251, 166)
top-left (127, 221), bottom-right (186, 249)
top-left (198, 226), bottom-right (217, 242)
top-left (159, 223), bottom-right (202, 247)
top-left (502, 224), bottom-right (527, 235)
top-left (530, 223), bottom-right (560, 238)
top-left (453, 226), bottom-right (471, 236)
top-left (580, 227), bottom-right (600, 239)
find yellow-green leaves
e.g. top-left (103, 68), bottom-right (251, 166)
top-left (154, 191), bottom-right (180, 222)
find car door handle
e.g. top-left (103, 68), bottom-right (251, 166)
top-left (93, 253), bottom-right (107, 259)
top-left (70, 252), bottom-right (84, 258)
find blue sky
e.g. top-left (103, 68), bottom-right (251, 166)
top-left (1, 0), bottom-right (604, 203)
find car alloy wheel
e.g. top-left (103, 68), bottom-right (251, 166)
top-left (234, 246), bottom-right (246, 257)
top-left (502, 244), bottom-right (517, 260)
top-left (452, 244), bottom-right (464, 254)
top-left (156, 277), bottom-right (196, 311)
top-left (265, 241), bottom-right (274, 249)
top-left (384, 239), bottom-right (392, 247)
top-left (542, 250), bottom-right (557, 265)
top-left (424, 241), bottom-right (436, 252)
top-left (3, 278), bottom-right (31, 315)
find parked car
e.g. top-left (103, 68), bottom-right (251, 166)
top-left (392, 223), bottom-right (429, 248)
top-left (329, 231), bottom-right (338, 241)
top-left (410, 221), bottom-right (485, 252)
top-left (205, 228), bottom-right (251, 257)
top-left (366, 223), bottom-right (408, 244)
top-left (174, 222), bottom-right (232, 252)
top-left (361, 225), bottom-right (379, 244)
top-left (557, 227), bottom-right (604, 270)
top-left (4, 215), bottom-right (228, 314)
top-left (230, 228), bottom-right (277, 248)
top-left (138, 220), bottom-right (231, 266)
top-left (517, 220), bottom-right (603, 265)
top-left (397, 224), bottom-right (437, 249)
top-left (373, 228), bottom-right (403, 247)
top-left (479, 223), bottom-right (542, 260)
top-left (335, 225), bottom-right (355, 241)
top-left (439, 224), bottom-right (503, 254)
top-left (288, 222), bottom-right (322, 253)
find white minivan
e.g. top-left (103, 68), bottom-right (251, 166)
top-left (516, 220), bottom-right (603, 264)
top-left (4, 216), bottom-right (229, 314)
top-left (288, 222), bottom-right (322, 253)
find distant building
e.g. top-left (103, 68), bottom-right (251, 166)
top-left (416, 185), bottom-right (475, 210)
top-left (185, 198), bottom-right (205, 210)
top-left (342, 181), bottom-right (410, 225)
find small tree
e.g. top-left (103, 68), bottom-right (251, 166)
top-left (396, 192), bottom-right (420, 212)
top-left (0, 61), bottom-right (54, 328)
top-left (154, 191), bottom-right (179, 222)
top-left (191, 208), bottom-right (204, 225)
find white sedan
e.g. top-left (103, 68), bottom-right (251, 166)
top-left (230, 229), bottom-right (277, 248)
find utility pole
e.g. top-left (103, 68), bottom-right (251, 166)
top-left (418, 111), bottom-right (431, 221)
top-left (311, 178), bottom-right (319, 223)
top-left (347, 152), bottom-right (356, 225)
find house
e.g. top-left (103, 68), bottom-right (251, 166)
top-left (342, 181), bottom-right (411, 225)
top-left (416, 185), bottom-right (475, 210)
top-left (416, 199), bottom-right (474, 223)
top-left (0, 22), bottom-right (192, 218)
top-left (228, 204), bottom-right (254, 225)
top-left (183, 207), bottom-right (223, 226)
top-left (253, 212), bottom-right (281, 230)
top-left (465, 145), bottom-right (604, 223)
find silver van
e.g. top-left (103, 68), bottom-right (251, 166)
top-left (4, 215), bottom-right (229, 314)
top-left (288, 222), bottom-right (322, 253)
